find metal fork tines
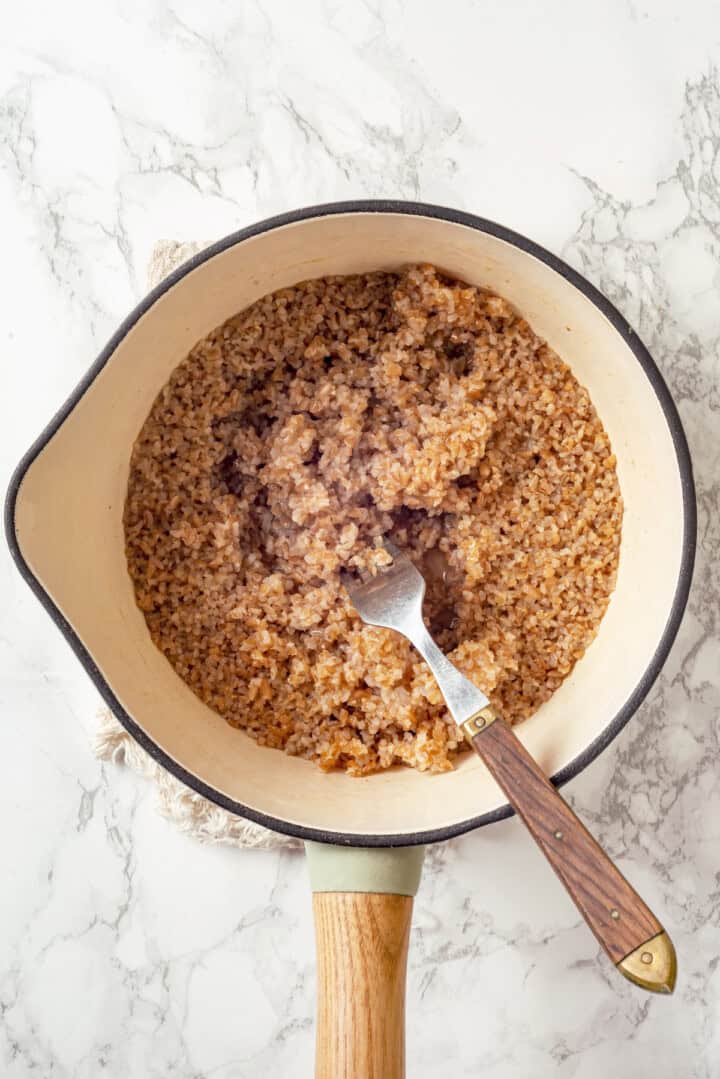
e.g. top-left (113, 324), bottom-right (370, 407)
top-left (341, 539), bottom-right (489, 729)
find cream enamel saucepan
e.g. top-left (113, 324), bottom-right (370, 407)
top-left (6, 202), bottom-right (695, 1078)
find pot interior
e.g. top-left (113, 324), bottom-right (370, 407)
top-left (12, 209), bottom-right (689, 841)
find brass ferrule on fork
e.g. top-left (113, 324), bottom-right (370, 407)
top-left (460, 704), bottom-right (501, 742)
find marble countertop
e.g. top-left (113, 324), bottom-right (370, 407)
top-left (2, 1), bottom-right (718, 1075)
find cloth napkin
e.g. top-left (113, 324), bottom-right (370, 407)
top-left (94, 239), bottom-right (299, 851)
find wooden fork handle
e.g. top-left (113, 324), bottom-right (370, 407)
top-left (469, 713), bottom-right (676, 992)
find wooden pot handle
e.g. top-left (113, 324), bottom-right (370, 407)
top-left (306, 843), bottom-right (424, 1079)
top-left (469, 712), bottom-right (676, 993)
top-left (313, 891), bottom-right (413, 1079)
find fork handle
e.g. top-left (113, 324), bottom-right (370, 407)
top-left (469, 714), bottom-right (676, 992)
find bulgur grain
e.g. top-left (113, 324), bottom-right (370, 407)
top-left (124, 265), bottom-right (622, 776)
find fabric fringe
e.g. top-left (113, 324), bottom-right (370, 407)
top-left (95, 709), bottom-right (300, 850)
top-left (93, 238), bottom-right (300, 852)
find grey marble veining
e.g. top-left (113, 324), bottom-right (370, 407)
top-left (1, 1), bottom-right (718, 1076)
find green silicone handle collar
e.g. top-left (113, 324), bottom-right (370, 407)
top-left (305, 842), bottom-right (425, 897)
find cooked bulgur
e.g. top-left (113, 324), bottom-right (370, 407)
top-left (124, 265), bottom-right (622, 775)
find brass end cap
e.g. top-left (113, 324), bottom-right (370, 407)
top-left (617, 931), bottom-right (677, 994)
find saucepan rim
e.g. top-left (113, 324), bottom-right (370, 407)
top-left (4, 199), bottom-right (697, 847)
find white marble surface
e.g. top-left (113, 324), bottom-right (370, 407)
top-left (1, 1), bottom-right (718, 1075)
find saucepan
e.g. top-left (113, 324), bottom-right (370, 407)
top-left (6, 202), bottom-right (695, 1077)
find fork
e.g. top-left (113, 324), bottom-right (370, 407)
top-left (342, 539), bottom-right (676, 993)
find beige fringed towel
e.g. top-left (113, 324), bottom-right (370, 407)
top-left (94, 240), bottom-right (300, 851)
